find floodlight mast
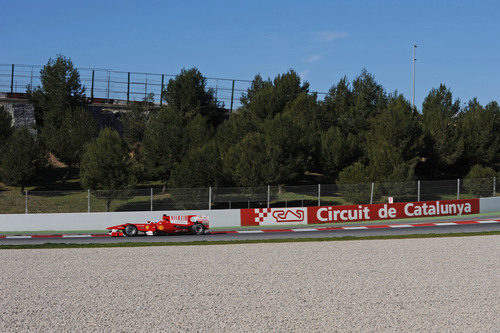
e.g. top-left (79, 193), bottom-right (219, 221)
top-left (412, 44), bottom-right (417, 109)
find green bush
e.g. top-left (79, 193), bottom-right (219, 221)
top-left (464, 165), bottom-right (495, 197)
top-left (337, 163), bottom-right (374, 204)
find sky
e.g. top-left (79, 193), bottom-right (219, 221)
top-left (1, 0), bottom-right (499, 108)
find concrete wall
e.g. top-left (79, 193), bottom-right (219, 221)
top-left (0, 209), bottom-right (240, 231)
top-left (479, 197), bottom-right (500, 213)
top-left (0, 197), bottom-right (498, 232)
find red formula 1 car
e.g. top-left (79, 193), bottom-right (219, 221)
top-left (107, 214), bottom-right (210, 237)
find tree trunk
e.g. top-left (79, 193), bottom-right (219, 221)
top-left (62, 167), bottom-right (71, 185)
top-left (106, 199), bottom-right (111, 212)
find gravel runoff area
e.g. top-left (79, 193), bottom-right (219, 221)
top-left (0, 236), bottom-right (499, 332)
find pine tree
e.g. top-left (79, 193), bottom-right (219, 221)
top-left (80, 128), bottom-right (135, 211)
top-left (0, 128), bottom-right (41, 192)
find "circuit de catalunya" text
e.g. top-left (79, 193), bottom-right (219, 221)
top-left (313, 200), bottom-right (476, 223)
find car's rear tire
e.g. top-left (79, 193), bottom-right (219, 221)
top-left (191, 223), bottom-right (205, 235)
top-left (124, 224), bottom-right (138, 237)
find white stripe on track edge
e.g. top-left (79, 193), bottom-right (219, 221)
top-left (63, 234), bottom-right (92, 238)
top-left (5, 236), bottom-right (32, 239)
top-left (291, 228), bottom-right (319, 232)
top-left (477, 220), bottom-right (499, 224)
top-left (434, 222), bottom-right (457, 226)
top-left (389, 224), bottom-right (414, 228)
top-left (342, 226), bottom-right (368, 230)
top-left (237, 230), bottom-right (264, 234)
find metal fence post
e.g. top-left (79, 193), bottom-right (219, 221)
top-left (25, 190), bottom-right (28, 214)
top-left (127, 72), bottom-right (130, 103)
top-left (10, 64), bottom-right (14, 94)
top-left (370, 182), bottom-right (374, 204)
top-left (318, 184), bottom-right (321, 206)
top-left (150, 188), bottom-right (153, 211)
top-left (493, 177), bottom-right (496, 197)
top-left (30, 66), bottom-right (34, 89)
top-left (457, 179), bottom-right (460, 199)
top-left (91, 70), bottom-right (94, 103)
top-left (417, 180), bottom-right (421, 201)
top-left (267, 185), bottom-right (270, 208)
top-left (230, 80), bottom-right (235, 112)
top-left (160, 74), bottom-right (164, 106)
top-left (87, 189), bottom-right (90, 213)
top-left (209, 187), bottom-right (212, 210)
top-left (106, 71), bottom-right (110, 103)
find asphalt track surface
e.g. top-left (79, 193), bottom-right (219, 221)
top-left (2, 215), bottom-right (499, 245)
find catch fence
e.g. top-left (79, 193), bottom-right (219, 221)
top-left (0, 63), bottom-right (330, 111)
top-left (0, 178), bottom-right (496, 214)
top-left (0, 63), bottom-right (252, 110)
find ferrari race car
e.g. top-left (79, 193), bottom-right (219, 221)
top-left (107, 214), bottom-right (210, 237)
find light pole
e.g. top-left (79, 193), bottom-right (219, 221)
top-left (412, 44), bottom-right (417, 109)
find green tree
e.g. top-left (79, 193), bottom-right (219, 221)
top-left (367, 93), bottom-right (422, 181)
top-left (0, 106), bottom-right (13, 147)
top-left (163, 68), bottom-right (223, 126)
top-left (422, 84), bottom-right (463, 177)
top-left (0, 128), bottom-right (41, 192)
top-left (321, 76), bottom-right (352, 129)
top-left (464, 164), bottom-right (496, 197)
top-left (239, 70), bottom-right (309, 120)
top-left (185, 114), bottom-right (213, 150)
top-left (321, 127), bottom-right (359, 178)
top-left (223, 132), bottom-right (274, 186)
top-left (27, 55), bottom-right (86, 129)
top-left (169, 141), bottom-right (222, 188)
top-left (121, 94), bottom-right (154, 152)
top-left (140, 106), bottom-right (184, 184)
top-left (80, 128), bottom-right (135, 211)
top-left (260, 112), bottom-right (310, 184)
top-left (459, 99), bottom-right (499, 171)
top-left (45, 107), bottom-right (98, 171)
top-left (336, 162), bottom-right (373, 204)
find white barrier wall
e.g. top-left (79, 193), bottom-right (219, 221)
top-left (0, 197), bottom-right (498, 232)
top-left (0, 209), bottom-right (241, 231)
top-left (479, 197), bottom-right (500, 213)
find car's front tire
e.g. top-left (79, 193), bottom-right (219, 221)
top-left (124, 224), bottom-right (138, 237)
top-left (191, 223), bottom-right (205, 235)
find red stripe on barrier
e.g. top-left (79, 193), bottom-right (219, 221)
top-left (412, 223), bottom-right (437, 227)
top-left (0, 235), bottom-right (6, 239)
top-left (31, 235), bottom-right (63, 238)
top-left (90, 234), bottom-right (111, 237)
top-left (316, 227), bottom-right (344, 231)
top-left (454, 221), bottom-right (480, 225)
top-left (365, 225), bottom-right (391, 229)
top-left (262, 229), bottom-right (294, 233)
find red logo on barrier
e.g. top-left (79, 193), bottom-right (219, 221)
top-left (272, 209), bottom-right (304, 222)
top-left (241, 208), bottom-right (307, 226)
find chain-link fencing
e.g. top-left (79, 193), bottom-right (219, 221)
top-left (0, 178), bottom-right (496, 214)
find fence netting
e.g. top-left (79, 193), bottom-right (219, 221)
top-left (0, 178), bottom-right (496, 214)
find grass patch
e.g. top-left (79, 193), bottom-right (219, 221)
top-left (1, 230), bottom-right (498, 250)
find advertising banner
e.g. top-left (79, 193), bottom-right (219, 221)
top-left (240, 199), bottom-right (480, 226)
top-left (240, 208), bottom-right (308, 226)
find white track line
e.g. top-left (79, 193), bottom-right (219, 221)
top-left (63, 234), bottom-right (92, 238)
